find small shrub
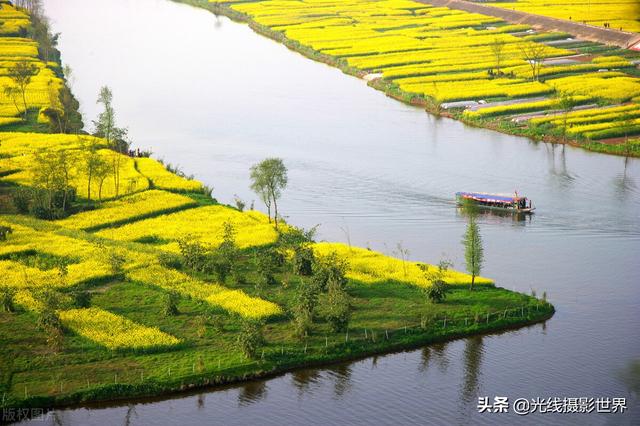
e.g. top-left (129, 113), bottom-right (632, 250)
top-left (178, 238), bottom-right (208, 272)
top-left (325, 281), bottom-right (350, 332)
top-left (74, 291), bottom-right (91, 308)
top-left (162, 291), bottom-right (179, 317)
top-left (0, 286), bottom-right (16, 312)
top-left (107, 251), bottom-right (127, 276)
top-left (292, 246), bottom-right (314, 276)
top-left (312, 252), bottom-right (348, 291)
top-left (237, 320), bottom-right (264, 359)
top-left (12, 188), bottom-right (31, 213)
top-left (0, 225), bottom-right (13, 241)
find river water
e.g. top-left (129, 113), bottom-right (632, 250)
top-left (23, 0), bottom-right (640, 424)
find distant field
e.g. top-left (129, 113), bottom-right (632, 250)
top-left (484, 0), bottom-right (640, 33)
top-left (207, 0), bottom-right (640, 150)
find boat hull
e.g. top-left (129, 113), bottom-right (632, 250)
top-left (456, 194), bottom-right (535, 214)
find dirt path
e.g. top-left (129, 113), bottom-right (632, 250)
top-left (416, 0), bottom-right (640, 49)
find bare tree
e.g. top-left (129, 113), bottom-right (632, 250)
top-left (7, 60), bottom-right (39, 120)
top-left (520, 43), bottom-right (547, 81)
top-left (490, 38), bottom-right (506, 75)
top-left (93, 86), bottom-right (129, 197)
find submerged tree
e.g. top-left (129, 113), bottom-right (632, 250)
top-left (463, 216), bottom-right (484, 291)
top-left (249, 158), bottom-right (288, 230)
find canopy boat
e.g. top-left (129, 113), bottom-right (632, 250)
top-left (455, 191), bottom-right (535, 213)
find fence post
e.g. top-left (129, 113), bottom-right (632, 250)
top-left (325, 336), bottom-right (328, 348)
top-left (87, 379), bottom-right (90, 388)
top-left (486, 313), bottom-right (489, 323)
top-left (521, 306), bottom-right (524, 316)
top-left (385, 330), bottom-right (389, 340)
top-left (465, 318), bottom-right (468, 326)
top-left (304, 343), bottom-right (308, 354)
top-left (345, 331), bottom-right (349, 342)
top-left (365, 329), bottom-right (368, 339)
top-left (443, 317), bottom-right (447, 328)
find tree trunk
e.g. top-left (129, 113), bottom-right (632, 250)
top-left (471, 274), bottom-right (475, 291)
top-left (21, 87), bottom-right (28, 121)
top-left (87, 172), bottom-right (92, 201)
top-left (272, 193), bottom-right (279, 230)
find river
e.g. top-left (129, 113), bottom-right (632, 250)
top-left (22, 0), bottom-right (640, 424)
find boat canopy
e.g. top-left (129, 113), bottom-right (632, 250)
top-left (456, 192), bottom-right (524, 204)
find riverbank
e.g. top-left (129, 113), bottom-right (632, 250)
top-left (175, 0), bottom-right (640, 158)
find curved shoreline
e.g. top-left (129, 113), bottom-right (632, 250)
top-left (172, 0), bottom-right (640, 158)
top-left (4, 302), bottom-right (554, 415)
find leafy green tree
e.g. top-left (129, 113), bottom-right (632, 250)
top-left (463, 216), bottom-right (484, 291)
top-left (325, 278), bottom-right (350, 332)
top-left (292, 280), bottom-right (320, 338)
top-left (250, 158), bottom-right (288, 229)
top-left (256, 248), bottom-right (280, 289)
top-left (237, 320), bottom-right (264, 359)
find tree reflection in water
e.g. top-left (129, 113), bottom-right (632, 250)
top-left (237, 380), bottom-right (267, 406)
top-left (461, 336), bottom-right (484, 406)
top-left (327, 364), bottom-right (353, 398)
top-left (291, 369), bottom-right (322, 397)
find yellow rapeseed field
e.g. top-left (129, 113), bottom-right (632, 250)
top-left (483, 0), bottom-right (640, 33)
top-left (313, 242), bottom-right (493, 287)
top-left (95, 205), bottom-right (279, 251)
top-left (56, 189), bottom-right (197, 230)
top-left (128, 264), bottom-right (283, 319)
top-left (58, 308), bottom-right (181, 350)
top-left (135, 158), bottom-right (203, 192)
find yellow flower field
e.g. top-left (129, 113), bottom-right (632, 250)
top-left (58, 308), bottom-right (181, 350)
top-left (96, 205), bottom-right (279, 252)
top-left (57, 189), bottom-right (197, 230)
top-left (128, 265), bottom-right (283, 319)
top-left (135, 158), bottom-right (203, 192)
top-left (313, 242), bottom-right (493, 288)
top-left (0, 4), bottom-right (65, 125)
top-left (483, 0), bottom-right (640, 33)
top-left (217, 0), bottom-right (640, 141)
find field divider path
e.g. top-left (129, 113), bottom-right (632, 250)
top-left (416, 0), bottom-right (640, 48)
